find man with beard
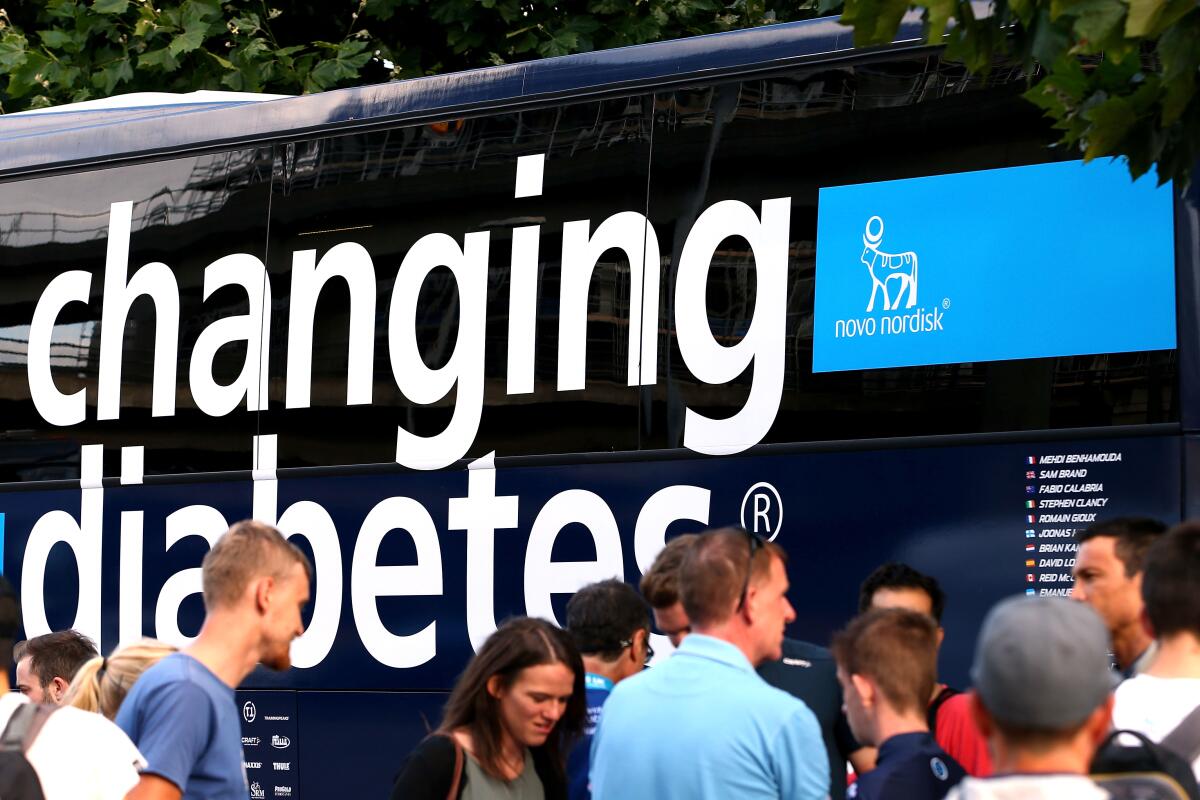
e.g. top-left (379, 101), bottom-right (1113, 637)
top-left (118, 520), bottom-right (312, 800)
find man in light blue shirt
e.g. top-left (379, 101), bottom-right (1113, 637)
top-left (590, 527), bottom-right (830, 800)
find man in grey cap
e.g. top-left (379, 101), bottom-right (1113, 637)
top-left (946, 595), bottom-right (1116, 799)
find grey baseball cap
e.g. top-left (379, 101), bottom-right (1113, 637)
top-left (971, 595), bottom-right (1117, 730)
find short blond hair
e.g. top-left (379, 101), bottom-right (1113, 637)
top-left (202, 520), bottom-right (312, 610)
top-left (63, 638), bottom-right (177, 720)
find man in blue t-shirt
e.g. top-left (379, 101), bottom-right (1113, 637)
top-left (119, 520), bottom-right (312, 800)
top-left (832, 608), bottom-right (965, 800)
top-left (564, 579), bottom-right (652, 800)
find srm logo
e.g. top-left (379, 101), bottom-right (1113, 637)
top-left (861, 215), bottom-right (918, 312)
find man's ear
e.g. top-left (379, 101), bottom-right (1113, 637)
top-left (850, 673), bottom-right (875, 709)
top-left (49, 676), bottom-right (70, 703)
top-left (253, 575), bottom-right (275, 614)
top-left (1088, 694), bottom-right (1115, 745)
top-left (629, 628), bottom-right (647, 663)
top-left (1140, 606), bottom-right (1155, 640)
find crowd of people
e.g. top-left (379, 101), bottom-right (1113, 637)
top-left (0, 516), bottom-right (1198, 799)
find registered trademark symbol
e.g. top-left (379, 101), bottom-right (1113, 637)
top-left (942, 297), bottom-right (951, 309)
top-left (740, 482), bottom-right (783, 541)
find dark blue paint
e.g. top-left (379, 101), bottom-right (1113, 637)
top-left (0, 14), bottom-right (929, 177)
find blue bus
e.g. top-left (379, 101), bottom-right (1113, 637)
top-left (0, 14), bottom-right (1192, 798)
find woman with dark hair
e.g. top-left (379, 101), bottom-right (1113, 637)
top-left (391, 617), bottom-right (586, 800)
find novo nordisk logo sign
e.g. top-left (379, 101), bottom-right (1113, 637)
top-left (833, 215), bottom-right (946, 341)
top-left (813, 160), bottom-right (1176, 373)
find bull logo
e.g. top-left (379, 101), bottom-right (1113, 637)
top-left (861, 216), bottom-right (918, 312)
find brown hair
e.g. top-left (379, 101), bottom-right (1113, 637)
top-left (1143, 521), bottom-right (1200, 638)
top-left (202, 520), bottom-right (312, 611)
top-left (831, 608), bottom-right (939, 716)
top-left (437, 617), bottom-right (585, 783)
top-left (14, 629), bottom-right (97, 690)
top-left (679, 527), bottom-right (785, 628)
top-left (62, 638), bottom-right (177, 720)
top-left (639, 534), bottom-right (698, 609)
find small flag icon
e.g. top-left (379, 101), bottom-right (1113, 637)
top-left (1026, 485), bottom-right (1037, 495)
top-left (1025, 544), bottom-right (1036, 552)
top-left (1025, 559), bottom-right (1036, 567)
top-left (1026, 573), bottom-right (1035, 582)
top-left (1026, 529), bottom-right (1036, 538)
top-left (1025, 500), bottom-right (1037, 509)
top-left (1026, 471), bottom-right (1036, 480)
top-left (1026, 588), bottom-right (1036, 596)
top-left (1027, 456), bottom-right (1037, 465)
top-left (1027, 515), bottom-right (1037, 523)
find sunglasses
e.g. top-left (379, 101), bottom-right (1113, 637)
top-left (736, 528), bottom-right (766, 612)
top-left (619, 636), bottom-right (655, 665)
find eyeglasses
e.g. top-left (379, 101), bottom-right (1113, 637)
top-left (736, 528), bottom-right (766, 613)
top-left (620, 636), bottom-right (655, 665)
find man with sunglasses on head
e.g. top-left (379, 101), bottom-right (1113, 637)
top-left (641, 532), bottom-right (869, 799)
top-left (565, 578), bottom-right (654, 800)
top-left (590, 527), bottom-right (829, 800)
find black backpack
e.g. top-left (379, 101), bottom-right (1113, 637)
top-left (1092, 705), bottom-right (1200, 800)
top-left (0, 702), bottom-right (53, 800)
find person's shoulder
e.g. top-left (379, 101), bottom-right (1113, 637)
top-left (411, 734), bottom-right (456, 761)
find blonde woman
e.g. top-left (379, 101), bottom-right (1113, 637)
top-left (63, 639), bottom-right (177, 720)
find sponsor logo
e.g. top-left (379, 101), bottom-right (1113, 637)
top-left (272, 735), bottom-right (291, 749)
top-left (250, 783), bottom-right (266, 800)
top-left (273, 763), bottom-right (290, 771)
top-left (245, 762), bottom-right (262, 770)
top-left (930, 757), bottom-right (950, 781)
top-left (243, 701), bottom-right (257, 723)
top-left (781, 657), bottom-right (812, 668)
top-left (242, 737), bottom-right (261, 747)
top-left (861, 215), bottom-right (919, 312)
top-left (263, 715), bottom-right (290, 722)
top-left (274, 787), bottom-right (292, 797)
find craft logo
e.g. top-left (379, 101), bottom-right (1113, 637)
top-left (250, 783), bottom-right (266, 800)
top-left (242, 737), bottom-right (261, 747)
top-left (243, 701), bottom-right (257, 723)
top-left (833, 216), bottom-right (945, 340)
top-left (272, 735), bottom-right (291, 749)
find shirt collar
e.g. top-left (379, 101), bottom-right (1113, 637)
top-left (675, 634), bottom-right (756, 674)
top-left (585, 673), bottom-right (614, 691)
top-left (878, 731), bottom-right (934, 761)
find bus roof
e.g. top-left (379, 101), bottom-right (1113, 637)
top-left (0, 14), bottom-right (925, 179)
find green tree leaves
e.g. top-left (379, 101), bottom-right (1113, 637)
top-left (839, 0), bottom-right (1200, 184)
